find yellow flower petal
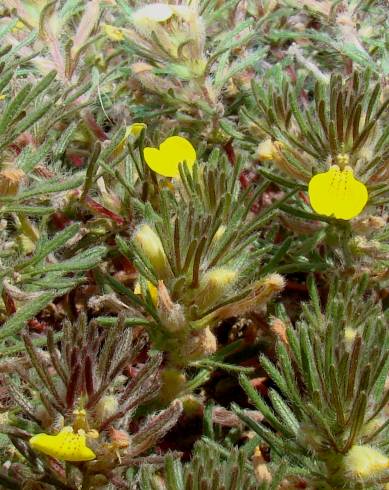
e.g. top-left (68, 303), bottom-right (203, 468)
top-left (144, 136), bottom-right (196, 178)
top-left (134, 279), bottom-right (158, 305)
top-left (147, 282), bottom-right (158, 305)
top-left (30, 427), bottom-right (96, 462)
top-left (113, 123), bottom-right (147, 157)
top-left (104, 24), bottom-right (125, 41)
top-left (308, 165), bottom-right (368, 220)
top-left (128, 122), bottom-right (147, 138)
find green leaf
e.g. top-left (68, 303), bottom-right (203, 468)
top-left (0, 292), bottom-right (57, 341)
top-left (18, 223), bottom-right (80, 270)
top-left (0, 205), bottom-right (55, 215)
top-left (29, 246), bottom-right (107, 274)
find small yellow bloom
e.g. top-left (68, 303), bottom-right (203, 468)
top-left (113, 123), bottom-right (147, 156)
top-left (128, 123), bottom-right (147, 138)
top-left (308, 165), bottom-right (368, 220)
top-left (29, 426), bottom-right (96, 462)
top-left (144, 136), bottom-right (196, 178)
top-left (103, 24), bottom-right (125, 41)
top-left (134, 279), bottom-right (158, 305)
top-left (0, 95), bottom-right (6, 101)
top-left (132, 3), bottom-right (174, 23)
top-left (345, 445), bottom-right (389, 477)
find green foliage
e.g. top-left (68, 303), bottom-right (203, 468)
top-left (1, 314), bottom-right (183, 489)
top-left (243, 71), bottom-right (388, 194)
top-left (0, 1), bottom-right (388, 489)
top-left (110, 0), bottom-right (268, 135)
top-left (135, 440), bottom-right (269, 490)
top-left (236, 277), bottom-right (389, 489)
top-left (100, 152), bottom-right (285, 367)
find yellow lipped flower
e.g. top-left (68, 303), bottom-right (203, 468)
top-left (144, 136), bottom-right (196, 178)
top-left (29, 426), bottom-right (96, 462)
top-left (308, 165), bottom-right (368, 220)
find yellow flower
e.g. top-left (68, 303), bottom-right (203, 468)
top-left (29, 426), bottom-right (96, 462)
top-left (103, 24), bottom-right (125, 41)
top-left (308, 165), bottom-right (368, 220)
top-left (113, 123), bottom-right (147, 156)
top-left (134, 279), bottom-right (158, 305)
top-left (345, 445), bottom-right (389, 477)
top-left (132, 3), bottom-right (174, 23)
top-left (144, 136), bottom-right (196, 178)
top-left (128, 123), bottom-right (147, 138)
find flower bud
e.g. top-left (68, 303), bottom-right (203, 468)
top-left (198, 267), bottom-right (238, 310)
top-left (352, 216), bottom-right (386, 233)
top-left (253, 446), bottom-right (272, 483)
top-left (95, 396), bottom-right (118, 422)
top-left (159, 369), bottom-right (186, 403)
top-left (16, 234), bottom-right (36, 255)
top-left (181, 327), bottom-right (217, 361)
top-left (344, 445), bottom-right (389, 477)
top-left (349, 236), bottom-right (383, 258)
top-left (109, 428), bottom-right (130, 448)
top-left (270, 317), bottom-right (288, 344)
top-left (297, 423), bottom-right (324, 451)
top-left (212, 225), bottom-right (226, 243)
top-left (0, 167), bottom-right (25, 196)
top-left (212, 273), bottom-right (285, 320)
top-left (182, 395), bottom-right (203, 416)
top-left (256, 138), bottom-right (277, 161)
top-left (133, 224), bottom-right (168, 277)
